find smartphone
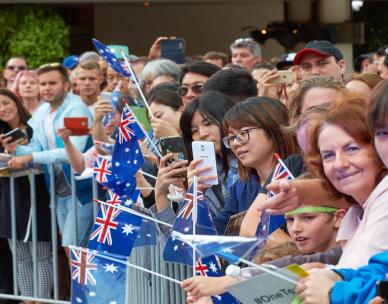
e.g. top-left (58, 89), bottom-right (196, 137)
top-left (191, 141), bottom-right (218, 185)
top-left (377, 281), bottom-right (388, 301)
top-left (160, 38), bottom-right (185, 64)
top-left (3, 128), bottom-right (26, 143)
top-left (63, 117), bottom-right (89, 136)
top-left (273, 70), bottom-right (293, 84)
top-left (160, 136), bottom-right (188, 165)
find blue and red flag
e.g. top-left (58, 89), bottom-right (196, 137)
top-left (163, 186), bottom-right (217, 266)
top-left (70, 247), bottom-right (126, 304)
top-left (87, 190), bottom-right (143, 256)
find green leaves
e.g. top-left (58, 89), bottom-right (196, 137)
top-left (0, 6), bottom-right (69, 68)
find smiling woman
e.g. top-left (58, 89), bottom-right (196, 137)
top-left (306, 96), bottom-right (388, 268)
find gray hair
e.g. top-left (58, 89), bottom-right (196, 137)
top-left (141, 59), bottom-right (180, 82)
top-left (230, 38), bottom-right (262, 57)
top-left (79, 51), bottom-right (100, 63)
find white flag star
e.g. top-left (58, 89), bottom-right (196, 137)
top-left (223, 247), bottom-right (234, 254)
top-left (124, 199), bottom-right (133, 206)
top-left (103, 263), bottom-right (118, 273)
top-left (122, 223), bottom-right (135, 235)
top-left (173, 244), bottom-right (179, 251)
top-left (209, 261), bottom-right (218, 273)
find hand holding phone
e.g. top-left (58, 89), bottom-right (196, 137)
top-left (160, 136), bottom-right (188, 181)
top-left (63, 117), bottom-right (89, 136)
top-left (191, 141), bottom-right (218, 185)
top-left (3, 128), bottom-right (27, 143)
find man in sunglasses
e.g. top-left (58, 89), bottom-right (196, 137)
top-left (2, 56), bottom-right (28, 90)
top-left (177, 61), bottom-right (220, 106)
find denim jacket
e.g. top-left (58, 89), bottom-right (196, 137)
top-left (16, 93), bottom-right (94, 204)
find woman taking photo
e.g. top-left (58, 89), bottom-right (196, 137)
top-left (151, 91), bottom-right (237, 233)
top-left (0, 89), bottom-right (52, 303)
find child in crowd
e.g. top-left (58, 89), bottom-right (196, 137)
top-left (181, 204), bottom-right (345, 302)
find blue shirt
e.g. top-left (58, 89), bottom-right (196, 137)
top-left (214, 154), bottom-right (305, 234)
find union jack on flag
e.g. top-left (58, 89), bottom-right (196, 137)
top-left (106, 189), bottom-right (122, 206)
top-left (177, 191), bottom-right (205, 220)
top-left (118, 109), bottom-right (137, 144)
top-left (267, 156), bottom-right (295, 198)
top-left (70, 248), bottom-right (97, 286)
top-left (93, 156), bottom-right (112, 183)
top-left (70, 247), bottom-right (126, 304)
top-left (89, 204), bottom-right (121, 245)
top-left (195, 256), bottom-right (239, 304)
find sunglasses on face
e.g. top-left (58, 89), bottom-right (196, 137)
top-left (176, 84), bottom-right (203, 97)
top-left (6, 65), bottom-right (26, 71)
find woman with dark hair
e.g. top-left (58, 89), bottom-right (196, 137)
top-left (151, 91), bottom-right (238, 233)
top-left (148, 87), bottom-right (184, 139)
top-left (215, 97), bottom-right (303, 235)
top-left (0, 89), bottom-right (52, 302)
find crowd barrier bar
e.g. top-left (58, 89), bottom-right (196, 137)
top-left (0, 165), bottom-right (191, 304)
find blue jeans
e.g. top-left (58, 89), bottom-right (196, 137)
top-left (55, 195), bottom-right (94, 247)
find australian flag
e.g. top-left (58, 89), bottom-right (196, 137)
top-left (93, 38), bottom-right (133, 79)
top-left (70, 247), bottom-right (126, 304)
top-left (255, 155), bottom-right (295, 251)
top-left (195, 256), bottom-right (239, 304)
top-left (111, 106), bottom-right (145, 181)
top-left (163, 186), bottom-right (217, 266)
top-left (93, 155), bottom-right (136, 199)
top-left (88, 190), bottom-right (143, 256)
top-left (172, 232), bottom-right (259, 264)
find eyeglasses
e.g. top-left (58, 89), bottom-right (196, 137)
top-left (177, 84), bottom-right (203, 97)
top-left (223, 127), bottom-right (259, 148)
top-left (6, 65), bottom-right (26, 71)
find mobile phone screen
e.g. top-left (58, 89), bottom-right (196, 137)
top-left (160, 38), bottom-right (185, 64)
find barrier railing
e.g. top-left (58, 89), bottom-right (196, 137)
top-left (0, 164), bottom-right (190, 304)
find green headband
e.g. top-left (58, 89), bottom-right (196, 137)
top-left (285, 206), bottom-right (338, 216)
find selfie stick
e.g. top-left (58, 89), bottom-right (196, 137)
top-left (192, 176), bottom-right (198, 278)
top-left (94, 199), bottom-right (173, 228)
top-left (69, 246), bottom-right (181, 284)
top-left (120, 49), bottom-right (155, 119)
top-left (123, 102), bottom-right (163, 159)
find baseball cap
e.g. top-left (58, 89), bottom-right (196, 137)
top-left (276, 52), bottom-right (296, 69)
top-left (62, 55), bottom-right (79, 69)
top-left (293, 40), bottom-right (343, 65)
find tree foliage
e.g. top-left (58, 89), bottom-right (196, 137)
top-left (0, 5), bottom-right (69, 68)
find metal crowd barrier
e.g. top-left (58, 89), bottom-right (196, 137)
top-left (0, 164), bottom-right (191, 304)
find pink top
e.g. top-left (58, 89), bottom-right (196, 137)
top-left (336, 175), bottom-right (388, 268)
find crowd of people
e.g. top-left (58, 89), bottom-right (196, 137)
top-left (0, 35), bottom-right (388, 304)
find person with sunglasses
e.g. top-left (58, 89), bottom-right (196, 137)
top-left (2, 57), bottom-right (28, 90)
top-left (177, 61), bottom-right (220, 106)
